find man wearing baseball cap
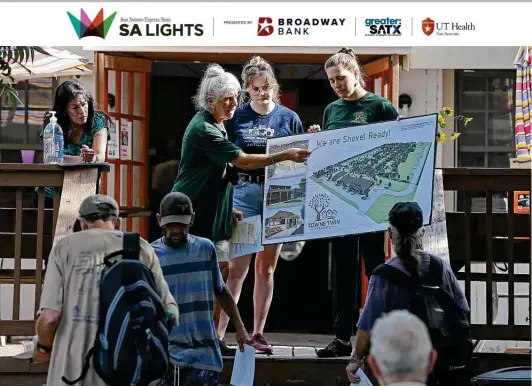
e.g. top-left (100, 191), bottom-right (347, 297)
top-left (34, 194), bottom-right (178, 386)
top-left (152, 192), bottom-right (250, 386)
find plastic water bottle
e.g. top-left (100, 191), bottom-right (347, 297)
top-left (43, 111), bottom-right (64, 164)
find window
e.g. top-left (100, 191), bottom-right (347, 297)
top-left (455, 70), bottom-right (516, 168)
top-left (455, 70), bottom-right (515, 213)
top-left (0, 78), bottom-right (57, 162)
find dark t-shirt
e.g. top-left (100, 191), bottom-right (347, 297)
top-left (226, 103), bottom-right (304, 176)
top-left (358, 253), bottom-right (470, 332)
top-left (322, 92), bottom-right (398, 130)
top-left (172, 111), bottom-right (243, 242)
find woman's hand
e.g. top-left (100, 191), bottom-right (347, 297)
top-left (232, 208), bottom-right (244, 226)
top-left (308, 124), bottom-right (321, 133)
top-left (80, 145), bottom-right (96, 163)
top-left (284, 148), bottom-right (311, 163)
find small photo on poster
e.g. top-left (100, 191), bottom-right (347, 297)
top-left (120, 120), bottom-right (132, 160)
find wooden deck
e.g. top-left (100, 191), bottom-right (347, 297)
top-left (1, 333), bottom-right (530, 386)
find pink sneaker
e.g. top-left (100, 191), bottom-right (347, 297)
top-left (251, 333), bottom-right (273, 355)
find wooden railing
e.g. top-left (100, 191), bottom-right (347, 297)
top-left (0, 163), bottom-right (109, 340)
top-left (443, 168), bottom-right (531, 344)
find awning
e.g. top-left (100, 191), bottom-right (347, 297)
top-left (514, 46), bottom-right (532, 161)
top-left (1, 46), bottom-right (92, 81)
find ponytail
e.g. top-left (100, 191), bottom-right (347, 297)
top-left (390, 226), bottom-right (423, 277)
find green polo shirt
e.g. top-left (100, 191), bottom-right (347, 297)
top-left (172, 111), bottom-right (243, 242)
top-left (323, 92), bottom-right (398, 130)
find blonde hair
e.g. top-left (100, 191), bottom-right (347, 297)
top-left (324, 47), bottom-right (366, 88)
top-left (192, 63), bottom-right (240, 111)
top-left (241, 56), bottom-right (280, 103)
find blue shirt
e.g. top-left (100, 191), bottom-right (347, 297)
top-left (358, 253), bottom-right (469, 332)
top-left (226, 102), bottom-right (304, 176)
top-left (151, 235), bottom-right (225, 372)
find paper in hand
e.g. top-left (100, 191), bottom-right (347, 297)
top-left (230, 343), bottom-right (255, 386)
top-left (350, 368), bottom-right (374, 386)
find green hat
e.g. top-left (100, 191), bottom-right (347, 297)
top-left (79, 194), bottom-right (119, 217)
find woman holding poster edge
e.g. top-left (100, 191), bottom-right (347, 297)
top-left (171, 63), bottom-right (310, 356)
top-left (216, 56), bottom-right (305, 356)
top-left (309, 47), bottom-right (400, 358)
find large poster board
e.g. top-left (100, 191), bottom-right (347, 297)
top-left (262, 114), bottom-right (438, 245)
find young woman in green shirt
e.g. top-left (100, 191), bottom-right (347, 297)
top-left (311, 47), bottom-right (400, 359)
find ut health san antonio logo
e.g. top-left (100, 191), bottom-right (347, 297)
top-left (422, 17), bottom-right (435, 36)
top-left (67, 8), bottom-right (117, 39)
top-left (257, 17), bottom-right (274, 36)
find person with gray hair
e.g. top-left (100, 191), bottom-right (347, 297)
top-left (172, 63), bottom-right (310, 355)
top-left (365, 310), bottom-right (437, 386)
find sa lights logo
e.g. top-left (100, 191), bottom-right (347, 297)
top-left (67, 8), bottom-right (117, 39)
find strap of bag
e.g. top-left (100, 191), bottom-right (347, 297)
top-left (61, 347), bottom-right (95, 385)
top-left (122, 232), bottom-right (141, 260)
top-left (103, 232), bottom-right (141, 267)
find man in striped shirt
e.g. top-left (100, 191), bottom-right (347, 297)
top-left (152, 192), bottom-right (250, 386)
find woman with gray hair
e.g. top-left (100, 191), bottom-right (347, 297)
top-left (346, 202), bottom-right (470, 386)
top-left (171, 63), bottom-right (310, 347)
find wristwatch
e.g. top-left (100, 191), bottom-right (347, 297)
top-left (36, 342), bottom-right (52, 354)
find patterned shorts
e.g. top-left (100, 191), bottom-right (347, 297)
top-left (157, 365), bottom-right (219, 386)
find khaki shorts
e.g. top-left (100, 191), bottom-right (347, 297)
top-left (214, 240), bottom-right (231, 263)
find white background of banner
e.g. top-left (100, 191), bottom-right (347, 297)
top-left (1, 2), bottom-right (530, 46)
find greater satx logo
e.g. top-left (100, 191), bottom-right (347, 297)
top-left (364, 17), bottom-right (401, 36)
top-left (67, 8), bottom-right (117, 39)
top-left (257, 16), bottom-right (345, 36)
top-left (257, 17), bottom-right (274, 36)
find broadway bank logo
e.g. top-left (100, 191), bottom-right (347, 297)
top-left (257, 16), bottom-right (346, 36)
top-left (257, 17), bottom-right (274, 36)
top-left (67, 8), bottom-right (117, 39)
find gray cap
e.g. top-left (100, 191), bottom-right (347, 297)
top-left (79, 194), bottom-right (119, 217)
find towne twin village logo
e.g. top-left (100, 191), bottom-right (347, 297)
top-left (308, 193), bottom-right (340, 229)
top-left (67, 8), bottom-right (117, 39)
top-left (257, 17), bottom-right (345, 36)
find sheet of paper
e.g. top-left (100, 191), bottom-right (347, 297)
top-left (231, 215), bottom-right (264, 259)
top-left (232, 216), bottom-right (258, 244)
top-left (230, 343), bottom-right (255, 386)
top-left (350, 368), bottom-right (374, 386)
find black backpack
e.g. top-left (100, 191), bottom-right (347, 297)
top-left (63, 232), bottom-right (170, 386)
top-left (372, 254), bottom-right (473, 385)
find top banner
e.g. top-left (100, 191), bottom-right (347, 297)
top-left (1, 2), bottom-right (530, 46)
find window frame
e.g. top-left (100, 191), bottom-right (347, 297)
top-left (454, 69), bottom-right (516, 168)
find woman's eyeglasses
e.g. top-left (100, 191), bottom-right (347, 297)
top-left (248, 84), bottom-right (273, 95)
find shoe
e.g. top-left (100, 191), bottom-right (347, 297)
top-left (316, 338), bottom-right (352, 358)
top-left (251, 333), bottom-right (273, 355)
top-left (218, 338), bottom-right (236, 356)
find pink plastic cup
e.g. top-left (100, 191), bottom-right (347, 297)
top-left (21, 150), bottom-right (35, 164)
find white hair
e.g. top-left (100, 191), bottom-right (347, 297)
top-left (370, 310), bottom-right (432, 381)
top-left (192, 63), bottom-right (240, 111)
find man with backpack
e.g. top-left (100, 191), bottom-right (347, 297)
top-left (151, 192), bottom-right (250, 386)
top-left (346, 202), bottom-right (472, 386)
top-left (34, 194), bottom-right (179, 386)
